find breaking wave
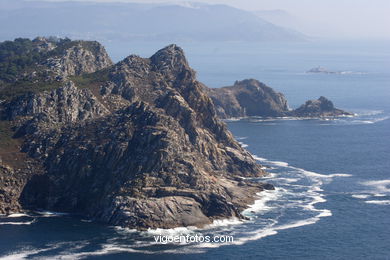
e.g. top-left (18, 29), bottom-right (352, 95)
top-left (228, 109), bottom-right (389, 126)
top-left (351, 179), bottom-right (390, 206)
top-left (0, 144), bottom-right (357, 259)
top-left (2, 153), bottom-right (352, 259)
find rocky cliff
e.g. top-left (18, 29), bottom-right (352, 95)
top-left (0, 37), bottom-right (113, 85)
top-left (288, 96), bottom-right (353, 117)
top-left (208, 79), bottom-right (352, 119)
top-left (0, 38), bottom-right (268, 229)
top-left (208, 79), bottom-right (289, 118)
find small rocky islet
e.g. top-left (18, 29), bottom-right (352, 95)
top-left (208, 79), bottom-right (353, 119)
top-left (0, 37), bottom-right (351, 230)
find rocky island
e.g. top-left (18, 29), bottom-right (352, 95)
top-left (207, 79), bottom-right (289, 118)
top-left (306, 66), bottom-right (362, 75)
top-left (307, 66), bottom-right (336, 74)
top-left (0, 37), bottom-right (272, 230)
top-left (208, 79), bottom-right (353, 119)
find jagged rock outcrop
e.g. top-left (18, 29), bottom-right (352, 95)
top-left (0, 37), bottom-right (113, 86)
top-left (43, 41), bottom-right (113, 79)
top-left (0, 164), bottom-right (22, 214)
top-left (287, 96), bottom-right (353, 117)
top-left (208, 79), bottom-right (352, 119)
top-left (207, 79), bottom-right (289, 118)
top-left (5, 81), bottom-right (109, 121)
top-left (0, 37), bottom-right (113, 216)
top-left (0, 40), bottom-right (267, 229)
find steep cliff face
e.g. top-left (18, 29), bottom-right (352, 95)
top-left (0, 37), bottom-right (113, 216)
top-left (0, 40), bottom-right (267, 229)
top-left (43, 39), bottom-right (113, 79)
top-left (208, 79), bottom-right (352, 119)
top-left (208, 79), bottom-right (289, 118)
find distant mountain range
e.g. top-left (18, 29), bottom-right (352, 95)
top-left (0, 0), bottom-right (307, 42)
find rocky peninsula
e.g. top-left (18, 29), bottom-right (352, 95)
top-left (0, 37), bottom-right (271, 230)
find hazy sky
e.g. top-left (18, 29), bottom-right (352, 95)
top-left (24, 0), bottom-right (390, 39)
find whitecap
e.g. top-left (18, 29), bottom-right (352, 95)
top-left (252, 155), bottom-right (268, 161)
top-left (268, 161), bottom-right (289, 167)
top-left (201, 209), bottom-right (332, 248)
top-left (361, 179), bottom-right (390, 193)
top-left (299, 169), bottom-right (352, 180)
top-left (238, 141), bottom-right (248, 148)
top-left (355, 110), bottom-right (384, 117)
top-left (261, 172), bottom-right (277, 179)
top-left (328, 173), bottom-right (353, 177)
top-left (350, 116), bottom-right (390, 124)
top-left (0, 242), bottom-right (88, 260)
top-left (205, 217), bottom-right (243, 228)
top-left (144, 225), bottom-right (198, 236)
top-left (0, 249), bottom-right (43, 260)
top-left (352, 194), bottom-right (371, 199)
top-left (6, 213), bottom-right (30, 218)
top-left (365, 200), bottom-right (390, 205)
top-left (36, 244), bottom-right (152, 260)
top-left (373, 193), bottom-right (387, 197)
top-left (113, 226), bottom-right (138, 233)
top-left (223, 117), bottom-right (245, 122)
top-left (35, 211), bottom-right (69, 217)
top-left (274, 177), bottom-right (299, 183)
top-left (242, 189), bottom-right (278, 216)
top-left (0, 219), bottom-right (36, 225)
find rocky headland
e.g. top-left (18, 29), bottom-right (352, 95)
top-left (0, 38), bottom-right (272, 230)
top-left (0, 37), bottom-right (352, 230)
top-left (208, 79), bottom-right (353, 119)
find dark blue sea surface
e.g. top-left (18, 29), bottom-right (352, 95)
top-left (1, 40), bottom-right (389, 259)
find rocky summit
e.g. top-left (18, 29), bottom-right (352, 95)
top-left (0, 38), bottom-right (270, 230)
top-left (208, 79), bottom-right (352, 119)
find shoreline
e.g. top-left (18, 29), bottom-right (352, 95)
top-left (223, 113), bottom-right (356, 122)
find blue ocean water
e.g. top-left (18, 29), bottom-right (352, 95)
top-left (0, 40), bottom-right (389, 259)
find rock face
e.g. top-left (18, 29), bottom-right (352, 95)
top-left (43, 40), bottom-right (113, 79)
top-left (208, 79), bottom-right (352, 119)
top-left (207, 79), bottom-right (289, 118)
top-left (288, 96), bottom-right (353, 117)
top-left (0, 39), bottom-right (267, 229)
top-left (0, 37), bottom-right (113, 86)
top-left (0, 37), bottom-right (113, 215)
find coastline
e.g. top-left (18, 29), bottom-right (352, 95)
top-left (223, 113), bottom-right (356, 122)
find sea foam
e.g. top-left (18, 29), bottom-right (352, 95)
top-left (365, 200), bottom-right (390, 205)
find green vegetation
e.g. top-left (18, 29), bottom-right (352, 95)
top-left (0, 121), bottom-right (16, 147)
top-left (0, 38), bottom-right (44, 82)
top-left (0, 36), bottom-right (103, 82)
top-left (0, 81), bottom-right (62, 101)
top-left (70, 68), bottom-right (110, 89)
top-left (0, 37), bottom-right (80, 82)
top-left (0, 37), bottom-right (106, 101)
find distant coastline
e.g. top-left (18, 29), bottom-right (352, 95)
top-left (306, 66), bottom-right (366, 75)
